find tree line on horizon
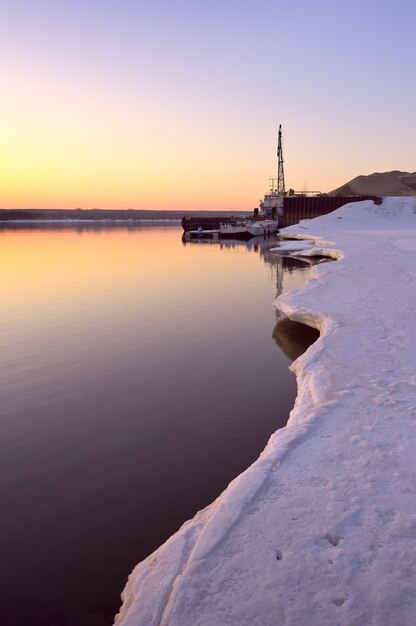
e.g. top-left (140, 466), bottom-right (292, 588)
top-left (0, 208), bottom-right (251, 221)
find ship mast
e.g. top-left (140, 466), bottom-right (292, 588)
top-left (277, 124), bottom-right (285, 195)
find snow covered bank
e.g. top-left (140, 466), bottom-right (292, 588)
top-left (115, 197), bottom-right (416, 626)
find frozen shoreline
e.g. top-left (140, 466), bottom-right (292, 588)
top-left (115, 197), bottom-right (416, 625)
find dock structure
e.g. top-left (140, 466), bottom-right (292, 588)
top-left (181, 216), bottom-right (235, 233)
top-left (281, 195), bottom-right (380, 228)
top-left (182, 196), bottom-right (380, 235)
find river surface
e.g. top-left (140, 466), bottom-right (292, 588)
top-left (0, 224), bottom-right (314, 625)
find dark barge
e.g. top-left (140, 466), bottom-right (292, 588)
top-left (280, 195), bottom-right (380, 227)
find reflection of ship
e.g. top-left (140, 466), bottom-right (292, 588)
top-left (182, 234), bottom-right (278, 250)
top-left (182, 230), bottom-right (318, 362)
top-left (181, 235), bottom-right (311, 297)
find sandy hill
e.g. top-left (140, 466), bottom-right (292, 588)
top-left (329, 171), bottom-right (416, 196)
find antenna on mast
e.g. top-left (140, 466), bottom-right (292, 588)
top-left (277, 124), bottom-right (285, 195)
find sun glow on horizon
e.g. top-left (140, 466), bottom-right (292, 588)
top-left (2, 1), bottom-right (415, 210)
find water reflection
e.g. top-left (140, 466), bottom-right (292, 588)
top-left (271, 254), bottom-right (321, 361)
top-left (181, 235), bottom-right (311, 301)
top-left (0, 221), bottom-right (179, 234)
top-left (181, 233), bottom-right (278, 250)
top-left (0, 225), bottom-right (314, 626)
top-left (273, 317), bottom-right (320, 361)
top-left (181, 235), bottom-right (319, 361)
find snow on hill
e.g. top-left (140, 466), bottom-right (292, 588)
top-left (114, 197), bottom-right (416, 626)
top-left (329, 171), bottom-right (416, 196)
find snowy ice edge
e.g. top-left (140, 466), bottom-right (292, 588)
top-left (115, 197), bottom-right (416, 626)
top-left (272, 229), bottom-right (345, 427)
top-left (114, 208), bottom-right (346, 626)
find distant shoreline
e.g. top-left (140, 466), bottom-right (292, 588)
top-left (0, 209), bottom-right (250, 222)
top-left (0, 218), bottom-right (182, 223)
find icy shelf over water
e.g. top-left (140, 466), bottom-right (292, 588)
top-left (115, 197), bottom-right (416, 626)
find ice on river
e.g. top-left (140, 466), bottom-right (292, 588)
top-left (115, 196), bottom-right (416, 626)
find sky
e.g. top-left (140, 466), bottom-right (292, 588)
top-left (1, 0), bottom-right (415, 211)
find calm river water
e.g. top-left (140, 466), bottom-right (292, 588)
top-left (0, 224), bottom-right (315, 626)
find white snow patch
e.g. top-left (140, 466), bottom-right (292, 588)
top-left (294, 246), bottom-right (343, 260)
top-left (270, 239), bottom-right (314, 253)
top-left (114, 196), bottom-right (416, 626)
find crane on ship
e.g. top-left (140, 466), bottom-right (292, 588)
top-left (277, 124), bottom-right (285, 196)
top-left (257, 124), bottom-right (286, 221)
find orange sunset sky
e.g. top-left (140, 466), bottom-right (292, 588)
top-left (2, 0), bottom-right (415, 211)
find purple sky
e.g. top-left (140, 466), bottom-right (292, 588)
top-left (2, 0), bottom-right (415, 209)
